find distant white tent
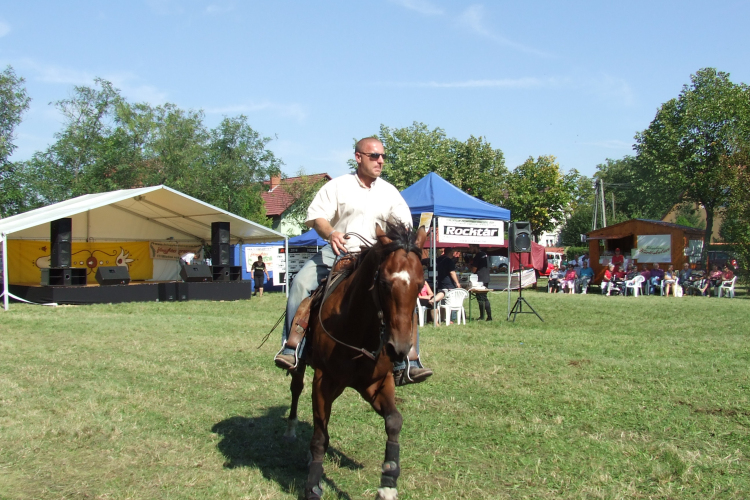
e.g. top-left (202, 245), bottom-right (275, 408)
top-left (0, 185), bottom-right (287, 310)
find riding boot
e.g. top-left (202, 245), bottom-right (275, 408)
top-left (485, 301), bottom-right (492, 321)
top-left (478, 301), bottom-right (485, 321)
top-left (395, 312), bottom-right (433, 386)
top-left (274, 297), bottom-right (312, 370)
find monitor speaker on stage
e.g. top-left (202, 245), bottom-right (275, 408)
top-left (211, 221), bottom-right (231, 265)
top-left (50, 218), bottom-right (72, 268)
top-left (95, 266), bottom-right (131, 286)
top-left (212, 265), bottom-right (242, 282)
top-left (179, 262), bottom-right (213, 282)
top-left (509, 221), bottom-right (532, 253)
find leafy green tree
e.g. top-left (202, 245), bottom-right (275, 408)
top-left (634, 68), bottom-right (750, 259)
top-left (374, 122), bottom-right (507, 202)
top-left (503, 155), bottom-right (575, 238)
top-left (594, 156), bottom-right (672, 220)
top-left (282, 168), bottom-right (329, 233)
top-left (0, 66), bottom-right (32, 217)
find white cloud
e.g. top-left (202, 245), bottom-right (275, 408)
top-left (389, 0), bottom-right (444, 16)
top-left (0, 20), bottom-right (10, 37)
top-left (458, 4), bottom-right (549, 57)
top-left (205, 2), bottom-right (235, 14)
top-left (378, 76), bottom-right (568, 89)
top-left (204, 101), bottom-right (307, 122)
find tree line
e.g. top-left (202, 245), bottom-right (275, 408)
top-left (2, 66), bottom-right (749, 266)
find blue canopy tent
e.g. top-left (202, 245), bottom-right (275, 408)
top-left (288, 228), bottom-right (328, 247)
top-left (400, 172), bottom-right (514, 321)
top-left (400, 172), bottom-right (510, 221)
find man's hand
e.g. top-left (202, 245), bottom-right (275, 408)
top-left (329, 230), bottom-right (349, 256)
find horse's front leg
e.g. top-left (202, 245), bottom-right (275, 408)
top-left (361, 373), bottom-right (402, 500)
top-left (306, 368), bottom-right (344, 500)
top-left (284, 362), bottom-right (306, 441)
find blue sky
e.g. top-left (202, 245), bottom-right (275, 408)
top-left (2, 1), bottom-right (749, 180)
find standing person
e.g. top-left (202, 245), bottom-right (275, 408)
top-left (251, 255), bottom-right (269, 297)
top-left (273, 137), bottom-right (432, 383)
top-left (610, 248), bottom-right (624, 270)
top-left (469, 244), bottom-right (492, 321)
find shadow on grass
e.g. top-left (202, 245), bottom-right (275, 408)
top-left (212, 406), bottom-right (363, 499)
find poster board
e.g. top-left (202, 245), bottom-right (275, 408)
top-left (244, 245), bottom-right (284, 285)
top-left (633, 235), bottom-right (671, 263)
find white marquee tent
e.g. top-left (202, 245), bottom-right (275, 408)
top-left (0, 185), bottom-right (287, 310)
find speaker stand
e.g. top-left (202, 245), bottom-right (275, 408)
top-left (507, 261), bottom-right (543, 322)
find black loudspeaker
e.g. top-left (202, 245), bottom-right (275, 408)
top-left (179, 262), bottom-right (213, 282)
top-left (211, 222), bottom-right (231, 265)
top-left (212, 265), bottom-right (242, 282)
top-left (509, 221), bottom-right (532, 253)
top-left (95, 266), bottom-right (131, 286)
top-left (42, 267), bottom-right (87, 286)
top-left (50, 218), bottom-right (72, 268)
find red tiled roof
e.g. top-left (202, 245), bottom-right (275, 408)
top-left (261, 174), bottom-right (331, 216)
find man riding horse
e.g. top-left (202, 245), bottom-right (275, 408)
top-left (274, 137), bottom-right (433, 384)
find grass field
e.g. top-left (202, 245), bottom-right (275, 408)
top-left (1, 288), bottom-right (748, 499)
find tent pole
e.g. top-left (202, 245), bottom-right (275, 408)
top-left (2, 234), bottom-right (8, 311)
top-left (285, 238), bottom-right (289, 298)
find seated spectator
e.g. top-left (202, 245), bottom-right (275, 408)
top-left (639, 264), bottom-right (652, 295)
top-left (707, 264), bottom-right (723, 296)
top-left (418, 279), bottom-right (435, 323)
top-left (561, 264), bottom-right (577, 294)
top-left (677, 263), bottom-right (692, 294)
top-left (548, 265), bottom-right (563, 293)
top-left (663, 264), bottom-right (677, 296)
top-left (722, 265), bottom-right (734, 283)
top-left (650, 263), bottom-right (665, 295)
top-left (602, 263), bottom-right (615, 296)
top-left (576, 260), bottom-right (594, 293)
top-left (618, 264), bottom-right (639, 295)
top-left (694, 268), bottom-right (710, 296)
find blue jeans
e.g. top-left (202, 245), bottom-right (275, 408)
top-left (281, 245), bottom-right (419, 369)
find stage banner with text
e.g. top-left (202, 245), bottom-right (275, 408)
top-left (437, 217), bottom-right (504, 245)
top-left (7, 240), bottom-right (152, 284)
top-left (633, 234), bottom-right (671, 263)
top-left (150, 242), bottom-right (202, 261)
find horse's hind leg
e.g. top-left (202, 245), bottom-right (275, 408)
top-left (305, 368), bottom-right (344, 500)
top-left (361, 376), bottom-right (402, 500)
top-left (284, 363), bottom-right (305, 441)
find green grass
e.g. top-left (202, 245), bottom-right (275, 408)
top-left (0, 290), bottom-right (748, 499)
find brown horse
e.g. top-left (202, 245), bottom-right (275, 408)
top-left (284, 222), bottom-right (427, 500)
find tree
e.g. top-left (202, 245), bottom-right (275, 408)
top-left (282, 168), bottom-right (329, 233)
top-left (16, 79), bottom-right (281, 225)
top-left (634, 68), bottom-right (750, 262)
top-left (503, 155), bottom-right (575, 238)
top-left (374, 122), bottom-right (507, 202)
top-left (0, 66), bottom-right (32, 217)
top-left (594, 156), bottom-right (673, 220)
top-left (559, 171), bottom-right (595, 246)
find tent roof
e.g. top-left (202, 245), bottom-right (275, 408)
top-left (400, 172), bottom-right (511, 221)
top-left (0, 185), bottom-right (285, 244)
top-left (288, 228), bottom-right (328, 247)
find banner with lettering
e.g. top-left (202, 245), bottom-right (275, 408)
top-left (633, 234), bottom-right (671, 263)
top-left (437, 217), bottom-right (504, 245)
top-left (150, 242), bottom-right (203, 261)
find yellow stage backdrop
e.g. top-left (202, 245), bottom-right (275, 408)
top-left (7, 241), bottom-right (152, 284)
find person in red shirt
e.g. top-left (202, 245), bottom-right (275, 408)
top-left (610, 248), bottom-right (624, 270)
top-left (602, 263), bottom-right (615, 296)
top-left (722, 265), bottom-right (734, 281)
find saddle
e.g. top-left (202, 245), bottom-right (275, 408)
top-left (285, 254), bottom-right (360, 355)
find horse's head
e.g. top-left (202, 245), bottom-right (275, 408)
top-left (373, 222), bottom-right (428, 364)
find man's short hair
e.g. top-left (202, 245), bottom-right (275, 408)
top-left (355, 137), bottom-right (382, 153)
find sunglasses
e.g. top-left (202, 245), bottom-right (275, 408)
top-left (358, 152), bottom-right (387, 160)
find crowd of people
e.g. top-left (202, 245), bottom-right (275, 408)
top-left (548, 249), bottom-right (736, 297)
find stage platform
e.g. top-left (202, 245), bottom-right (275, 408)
top-left (9, 281), bottom-right (253, 305)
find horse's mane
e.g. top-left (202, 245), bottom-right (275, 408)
top-left (360, 221), bottom-right (422, 263)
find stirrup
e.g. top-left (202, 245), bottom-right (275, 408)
top-left (274, 343), bottom-right (301, 370)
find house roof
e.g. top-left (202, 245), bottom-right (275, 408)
top-left (587, 218), bottom-right (705, 237)
top-left (261, 174), bottom-right (332, 217)
top-left (0, 185), bottom-right (285, 244)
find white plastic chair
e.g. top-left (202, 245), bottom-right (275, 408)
top-left (718, 276), bottom-right (737, 298)
top-left (624, 275), bottom-right (644, 296)
top-left (417, 303), bottom-right (428, 326)
top-left (440, 288), bottom-right (468, 325)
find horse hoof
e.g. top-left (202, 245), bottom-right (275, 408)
top-left (282, 431), bottom-right (296, 442)
top-left (376, 487), bottom-right (398, 500)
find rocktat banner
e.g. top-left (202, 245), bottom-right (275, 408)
top-left (437, 217), bottom-right (504, 245)
top-left (7, 240), bottom-right (152, 284)
top-left (633, 234), bottom-right (671, 263)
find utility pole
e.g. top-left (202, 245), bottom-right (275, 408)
top-left (600, 178), bottom-right (607, 228)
